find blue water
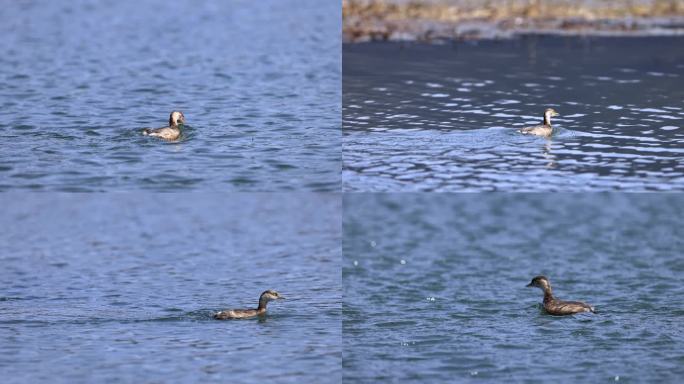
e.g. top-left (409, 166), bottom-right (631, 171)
top-left (344, 37), bottom-right (684, 191)
top-left (343, 193), bottom-right (684, 382)
top-left (0, 0), bottom-right (340, 191)
top-left (0, 194), bottom-right (341, 383)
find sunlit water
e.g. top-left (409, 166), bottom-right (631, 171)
top-left (343, 193), bottom-right (684, 382)
top-left (0, 0), bottom-right (340, 191)
top-left (0, 194), bottom-right (341, 383)
top-left (344, 36), bottom-right (684, 191)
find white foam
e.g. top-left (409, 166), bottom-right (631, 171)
top-left (496, 99), bottom-right (520, 105)
top-left (633, 108), bottom-right (668, 113)
top-left (462, 109), bottom-right (489, 115)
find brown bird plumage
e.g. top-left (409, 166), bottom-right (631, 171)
top-left (213, 290), bottom-right (285, 320)
top-left (519, 108), bottom-right (559, 137)
top-left (142, 111), bottom-right (185, 141)
top-left (527, 276), bottom-right (595, 316)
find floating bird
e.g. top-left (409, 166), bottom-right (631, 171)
top-left (142, 111), bottom-right (185, 141)
top-left (527, 276), bottom-right (595, 315)
top-left (519, 108), bottom-right (559, 137)
top-left (213, 290), bottom-right (285, 320)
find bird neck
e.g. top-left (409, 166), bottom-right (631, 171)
top-left (543, 113), bottom-right (552, 126)
top-left (542, 287), bottom-right (554, 302)
top-left (257, 298), bottom-right (269, 311)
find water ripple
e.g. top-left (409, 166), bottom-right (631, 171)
top-left (0, 0), bottom-right (340, 192)
top-left (343, 194), bottom-right (684, 382)
top-left (344, 37), bottom-right (684, 191)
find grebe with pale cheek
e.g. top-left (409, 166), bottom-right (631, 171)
top-left (214, 290), bottom-right (286, 320)
top-left (527, 276), bottom-right (595, 316)
top-left (142, 111), bottom-right (185, 141)
top-left (518, 108), bottom-right (559, 137)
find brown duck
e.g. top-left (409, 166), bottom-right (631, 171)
top-left (142, 111), bottom-right (185, 141)
top-left (213, 290), bottom-right (285, 320)
top-left (519, 108), bottom-right (559, 137)
top-left (527, 276), bottom-right (595, 316)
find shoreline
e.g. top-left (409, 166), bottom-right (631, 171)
top-left (343, 0), bottom-right (684, 42)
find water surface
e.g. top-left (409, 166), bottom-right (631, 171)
top-left (0, 0), bottom-right (340, 191)
top-left (344, 36), bottom-right (684, 191)
top-left (0, 194), bottom-right (341, 383)
top-left (343, 193), bottom-right (684, 382)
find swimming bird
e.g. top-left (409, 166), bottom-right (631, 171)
top-left (526, 276), bottom-right (595, 316)
top-left (519, 108), bottom-right (559, 137)
top-left (213, 290), bottom-right (285, 320)
top-left (142, 111), bottom-right (185, 141)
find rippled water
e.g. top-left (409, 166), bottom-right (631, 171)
top-left (0, 194), bottom-right (341, 383)
top-left (343, 193), bottom-right (684, 382)
top-left (0, 0), bottom-right (340, 191)
top-left (344, 37), bottom-right (684, 191)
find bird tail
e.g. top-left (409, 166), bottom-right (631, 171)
top-left (589, 306), bottom-right (596, 313)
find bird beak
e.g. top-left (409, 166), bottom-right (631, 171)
top-left (526, 283), bottom-right (533, 287)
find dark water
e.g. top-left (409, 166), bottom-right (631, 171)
top-left (343, 194), bottom-right (684, 382)
top-left (344, 37), bottom-right (684, 191)
top-left (0, 0), bottom-right (340, 191)
top-left (0, 194), bottom-right (341, 383)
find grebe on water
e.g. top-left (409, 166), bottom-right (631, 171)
top-left (213, 290), bottom-right (285, 320)
top-left (142, 111), bottom-right (185, 141)
top-left (519, 108), bottom-right (559, 137)
top-left (527, 276), bottom-right (595, 316)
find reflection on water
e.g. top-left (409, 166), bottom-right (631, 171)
top-left (343, 193), bottom-right (684, 382)
top-left (0, 0), bottom-right (340, 191)
top-left (344, 36), bottom-right (684, 191)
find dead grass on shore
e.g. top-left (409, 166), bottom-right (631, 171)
top-left (344, 0), bottom-right (684, 41)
